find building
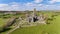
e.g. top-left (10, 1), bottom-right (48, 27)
top-left (26, 8), bottom-right (46, 23)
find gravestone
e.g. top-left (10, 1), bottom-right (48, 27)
top-left (39, 13), bottom-right (45, 21)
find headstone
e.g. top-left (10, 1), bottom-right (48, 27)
top-left (19, 17), bottom-right (22, 20)
top-left (39, 14), bottom-right (44, 21)
top-left (25, 14), bottom-right (32, 23)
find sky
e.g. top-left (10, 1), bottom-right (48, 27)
top-left (0, 0), bottom-right (60, 11)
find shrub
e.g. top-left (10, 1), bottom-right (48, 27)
top-left (0, 27), bottom-right (3, 33)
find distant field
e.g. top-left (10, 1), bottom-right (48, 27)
top-left (10, 12), bottom-right (60, 34)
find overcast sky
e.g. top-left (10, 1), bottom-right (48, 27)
top-left (0, 0), bottom-right (60, 11)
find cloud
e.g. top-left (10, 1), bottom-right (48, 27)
top-left (0, 4), bottom-right (9, 11)
top-left (52, 0), bottom-right (60, 2)
top-left (38, 4), bottom-right (43, 6)
top-left (25, 2), bottom-right (43, 7)
top-left (25, 3), bottom-right (34, 6)
top-left (0, 4), bottom-right (8, 7)
top-left (34, 0), bottom-right (43, 3)
top-left (40, 4), bottom-right (60, 10)
top-left (25, 2), bottom-right (37, 7)
top-left (25, 2), bottom-right (60, 10)
top-left (0, 1), bottom-right (44, 11)
top-left (49, 0), bottom-right (60, 4)
top-left (0, 1), bottom-right (60, 11)
top-left (0, 2), bottom-right (22, 11)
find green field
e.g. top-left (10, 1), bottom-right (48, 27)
top-left (0, 12), bottom-right (60, 34)
top-left (0, 18), bottom-right (8, 27)
top-left (0, 14), bottom-right (15, 26)
top-left (10, 12), bottom-right (60, 34)
top-left (11, 17), bottom-right (60, 34)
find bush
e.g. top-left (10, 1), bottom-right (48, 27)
top-left (0, 26), bottom-right (11, 33)
top-left (0, 27), bottom-right (3, 33)
top-left (46, 17), bottom-right (53, 24)
top-left (2, 16), bottom-right (11, 19)
top-left (48, 18), bottom-right (53, 21)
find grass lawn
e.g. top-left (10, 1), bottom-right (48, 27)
top-left (0, 18), bottom-right (11, 34)
top-left (0, 14), bottom-right (17, 27)
top-left (0, 18), bottom-right (10, 27)
top-left (10, 14), bottom-right (60, 34)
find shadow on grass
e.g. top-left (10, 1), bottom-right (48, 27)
top-left (0, 28), bottom-right (11, 33)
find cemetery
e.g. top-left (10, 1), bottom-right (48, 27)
top-left (0, 9), bottom-right (60, 34)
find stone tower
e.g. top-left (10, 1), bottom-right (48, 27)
top-left (33, 8), bottom-right (37, 17)
top-left (32, 8), bottom-right (38, 22)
